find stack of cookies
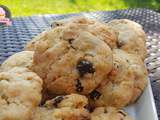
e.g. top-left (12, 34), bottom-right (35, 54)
top-left (0, 17), bottom-right (148, 120)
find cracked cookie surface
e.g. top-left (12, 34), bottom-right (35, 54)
top-left (91, 107), bottom-right (133, 120)
top-left (0, 67), bottom-right (42, 120)
top-left (89, 49), bottom-right (147, 108)
top-left (107, 19), bottom-right (147, 60)
top-left (33, 94), bottom-right (90, 120)
top-left (26, 17), bottom-right (117, 51)
top-left (1, 51), bottom-right (34, 71)
top-left (89, 49), bottom-right (135, 108)
top-left (32, 21), bottom-right (113, 95)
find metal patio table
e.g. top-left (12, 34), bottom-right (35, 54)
top-left (0, 8), bottom-right (160, 118)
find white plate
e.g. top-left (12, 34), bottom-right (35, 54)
top-left (124, 79), bottom-right (159, 120)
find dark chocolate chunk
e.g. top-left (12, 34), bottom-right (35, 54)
top-left (75, 79), bottom-right (84, 92)
top-left (77, 59), bottom-right (95, 77)
top-left (104, 109), bottom-right (108, 113)
top-left (53, 96), bottom-right (64, 107)
top-left (117, 40), bottom-right (125, 48)
top-left (68, 38), bottom-right (74, 44)
top-left (89, 90), bottom-right (101, 100)
top-left (67, 38), bottom-right (76, 49)
top-left (126, 59), bottom-right (129, 63)
top-left (84, 104), bottom-right (94, 112)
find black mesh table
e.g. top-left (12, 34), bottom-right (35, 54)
top-left (0, 8), bottom-right (160, 118)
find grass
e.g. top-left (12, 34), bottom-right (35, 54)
top-left (0, 0), bottom-right (160, 17)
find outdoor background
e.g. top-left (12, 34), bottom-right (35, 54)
top-left (0, 0), bottom-right (160, 17)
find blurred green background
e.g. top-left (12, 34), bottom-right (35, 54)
top-left (0, 0), bottom-right (160, 16)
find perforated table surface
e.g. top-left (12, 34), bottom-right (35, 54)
top-left (0, 8), bottom-right (160, 118)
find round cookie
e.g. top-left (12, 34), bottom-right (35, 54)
top-left (89, 49), bottom-right (148, 108)
top-left (51, 17), bottom-right (118, 48)
top-left (33, 22), bottom-right (113, 95)
top-left (33, 94), bottom-right (90, 120)
top-left (91, 107), bottom-right (133, 120)
top-left (44, 94), bottom-right (88, 108)
top-left (0, 67), bottom-right (43, 120)
top-left (107, 19), bottom-right (147, 60)
top-left (126, 52), bottom-right (148, 103)
top-left (33, 107), bottom-right (90, 120)
top-left (1, 51), bottom-right (34, 71)
top-left (89, 49), bottom-right (134, 108)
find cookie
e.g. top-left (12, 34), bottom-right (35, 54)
top-left (51, 17), bottom-right (118, 48)
top-left (33, 94), bottom-right (90, 120)
top-left (107, 19), bottom-right (147, 60)
top-left (33, 22), bottom-right (113, 95)
top-left (0, 67), bottom-right (43, 120)
top-left (44, 94), bottom-right (88, 108)
top-left (126, 52), bottom-right (148, 103)
top-left (51, 17), bottom-right (95, 28)
top-left (91, 107), bottom-right (133, 120)
top-left (89, 49), bottom-right (148, 108)
top-left (1, 51), bottom-right (34, 71)
top-left (33, 107), bottom-right (90, 120)
top-left (26, 17), bottom-right (117, 51)
top-left (89, 49), bottom-right (134, 108)
top-left (112, 49), bottom-right (148, 104)
top-left (25, 31), bottom-right (47, 51)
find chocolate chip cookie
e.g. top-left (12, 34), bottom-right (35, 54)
top-left (126, 52), bottom-right (148, 103)
top-left (89, 49), bottom-right (135, 108)
top-left (89, 49), bottom-right (147, 108)
top-left (33, 107), bottom-right (90, 120)
top-left (107, 19), bottom-right (147, 60)
top-left (0, 67), bottom-right (43, 120)
top-left (91, 107), bottom-right (133, 120)
top-left (32, 22), bottom-right (113, 95)
top-left (33, 94), bottom-right (90, 120)
top-left (26, 17), bottom-right (117, 51)
top-left (51, 17), bottom-right (118, 49)
top-left (44, 94), bottom-right (88, 108)
top-left (1, 51), bottom-right (34, 71)
top-left (25, 31), bottom-right (47, 51)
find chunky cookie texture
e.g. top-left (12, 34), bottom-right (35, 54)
top-left (125, 51), bottom-right (148, 103)
top-left (33, 107), bottom-right (90, 120)
top-left (45, 94), bottom-right (88, 109)
top-left (25, 31), bottom-right (47, 51)
top-left (0, 67), bottom-right (43, 120)
top-left (51, 17), bottom-right (118, 49)
top-left (112, 49), bottom-right (147, 104)
top-left (91, 107), bottom-right (133, 120)
top-left (2, 17), bottom-right (146, 120)
top-left (32, 21), bottom-right (113, 95)
top-left (107, 19), bottom-right (147, 60)
top-left (89, 49), bottom-right (147, 108)
top-left (89, 49), bottom-right (135, 108)
top-left (33, 94), bottom-right (90, 120)
top-left (25, 17), bottom-right (117, 51)
top-left (1, 51), bottom-right (34, 71)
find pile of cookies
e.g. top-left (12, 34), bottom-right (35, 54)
top-left (0, 17), bottom-right (148, 120)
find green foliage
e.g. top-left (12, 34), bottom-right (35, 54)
top-left (124, 0), bottom-right (160, 10)
top-left (0, 0), bottom-right (159, 16)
